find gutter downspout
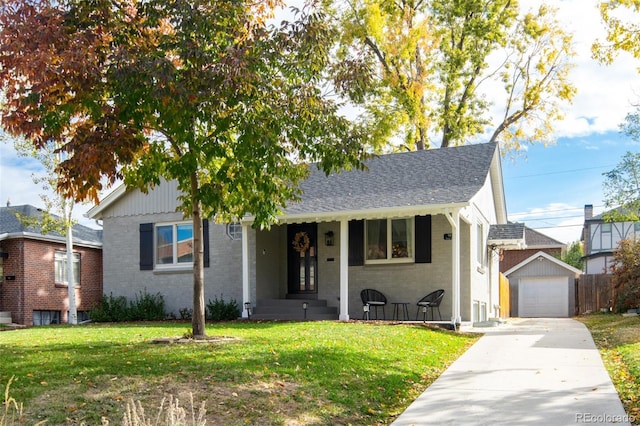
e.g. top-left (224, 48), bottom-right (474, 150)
top-left (445, 209), bottom-right (462, 327)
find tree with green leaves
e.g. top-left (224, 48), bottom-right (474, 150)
top-left (602, 151), bottom-right (640, 222)
top-left (5, 133), bottom-right (81, 324)
top-left (561, 241), bottom-right (584, 271)
top-left (600, 106), bottom-right (640, 221)
top-left (0, 0), bottom-right (367, 337)
top-left (328, 0), bottom-right (576, 150)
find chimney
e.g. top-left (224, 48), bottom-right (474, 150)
top-left (584, 204), bottom-right (593, 220)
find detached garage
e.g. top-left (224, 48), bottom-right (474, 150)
top-left (505, 251), bottom-right (582, 318)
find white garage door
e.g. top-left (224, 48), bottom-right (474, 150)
top-left (519, 277), bottom-right (569, 318)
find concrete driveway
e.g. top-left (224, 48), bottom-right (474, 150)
top-left (392, 318), bottom-right (631, 426)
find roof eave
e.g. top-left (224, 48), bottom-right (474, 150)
top-left (504, 250), bottom-right (582, 276)
top-left (490, 146), bottom-right (508, 224)
top-left (488, 238), bottom-right (526, 250)
top-left (86, 184), bottom-right (127, 219)
top-left (242, 202), bottom-right (471, 225)
top-left (0, 232), bottom-right (102, 248)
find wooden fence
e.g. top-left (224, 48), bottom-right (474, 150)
top-left (576, 274), bottom-right (616, 315)
top-left (499, 272), bottom-right (510, 318)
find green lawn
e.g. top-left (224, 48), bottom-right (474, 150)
top-left (0, 321), bottom-right (478, 425)
top-left (577, 313), bottom-right (640, 424)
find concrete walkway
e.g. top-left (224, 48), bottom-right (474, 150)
top-left (392, 318), bottom-right (631, 426)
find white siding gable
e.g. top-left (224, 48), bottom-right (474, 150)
top-left (588, 221), bottom-right (638, 253)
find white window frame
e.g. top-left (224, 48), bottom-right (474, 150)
top-left (365, 217), bottom-right (414, 264)
top-left (226, 222), bottom-right (242, 240)
top-left (155, 221), bottom-right (194, 269)
top-left (54, 251), bottom-right (80, 286)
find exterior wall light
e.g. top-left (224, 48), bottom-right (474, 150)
top-left (325, 231), bottom-right (335, 246)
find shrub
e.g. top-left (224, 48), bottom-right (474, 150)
top-left (129, 291), bottom-right (166, 321)
top-left (206, 295), bottom-right (240, 321)
top-left (610, 239), bottom-right (640, 312)
top-left (89, 291), bottom-right (166, 322)
top-left (89, 293), bottom-right (129, 322)
top-left (179, 307), bottom-right (193, 320)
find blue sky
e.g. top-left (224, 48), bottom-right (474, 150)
top-left (1, 0), bottom-right (639, 245)
top-left (502, 131), bottom-right (639, 244)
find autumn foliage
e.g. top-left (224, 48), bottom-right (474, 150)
top-left (610, 238), bottom-right (640, 312)
top-left (0, 0), bottom-right (367, 336)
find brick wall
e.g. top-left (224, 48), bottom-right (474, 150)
top-left (500, 248), bottom-right (562, 273)
top-left (0, 238), bottom-right (102, 325)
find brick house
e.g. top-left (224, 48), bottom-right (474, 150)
top-left (498, 225), bottom-right (566, 273)
top-left (0, 204), bottom-right (103, 325)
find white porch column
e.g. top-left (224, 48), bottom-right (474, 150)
top-left (339, 218), bottom-right (350, 321)
top-left (241, 222), bottom-right (250, 318)
top-left (445, 210), bottom-right (461, 325)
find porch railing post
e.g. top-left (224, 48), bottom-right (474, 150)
top-left (242, 222), bottom-right (250, 318)
top-left (339, 218), bottom-right (350, 321)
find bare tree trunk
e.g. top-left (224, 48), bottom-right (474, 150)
top-left (190, 172), bottom-right (206, 338)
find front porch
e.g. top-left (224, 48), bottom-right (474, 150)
top-left (241, 210), bottom-right (492, 323)
top-left (246, 298), bottom-right (461, 330)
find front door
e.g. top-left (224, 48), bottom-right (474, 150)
top-left (287, 224), bottom-right (318, 295)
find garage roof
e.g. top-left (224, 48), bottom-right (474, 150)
top-left (503, 250), bottom-right (582, 277)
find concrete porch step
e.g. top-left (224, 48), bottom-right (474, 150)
top-left (256, 298), bottom-right (328, 308)
top-left (0, 312), bottom-right (12, 324)
top-left (251, 299), bottom-right (338, 321)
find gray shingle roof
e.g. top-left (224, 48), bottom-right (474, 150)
top-left (0, 204), bottom-right (102, 246)
top-left (525, 227), bottom-right (564, 247)
top-left (488, 223), bottom-right (525, 241)
top-left (285, 142), bottom-right (498, 215)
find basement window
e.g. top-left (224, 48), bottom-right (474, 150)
top-left (33, 310), bottom-right (61, 326)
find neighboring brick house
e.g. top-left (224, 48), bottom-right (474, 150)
top-left (0, 204), bottom-right (103, 325)
top-left (499, 225), bottom-right (566, 273)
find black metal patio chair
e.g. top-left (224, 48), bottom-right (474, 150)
top-left (360, 289), bottom-right (388, 320)
top-left (416, 289), bottom-right (445, 322)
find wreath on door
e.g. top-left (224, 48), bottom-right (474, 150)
top-left (292, 231), bottom-right (310, 253)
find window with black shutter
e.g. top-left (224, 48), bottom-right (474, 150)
top-left (139, 219), bottom-right (210, 270)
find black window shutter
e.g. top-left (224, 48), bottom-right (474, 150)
top-left (203, 219), bottom-right (210, 268)
top-left (139, 223), bottom-right (154, 270)
top-left (415, 215), bottom-right (432, 264)
top-left (348, 220), bottom-right (364, 266)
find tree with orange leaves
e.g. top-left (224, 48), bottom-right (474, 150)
top-left (0, 0), bottom-right (367, 337)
